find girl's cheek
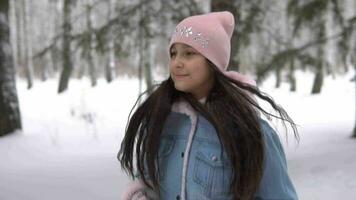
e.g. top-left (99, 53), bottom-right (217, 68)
top-left (190, 72), bottom-right (199, 82)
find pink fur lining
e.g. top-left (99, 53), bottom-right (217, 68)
top-left (121, 180), bottom-right (148, 200)
top-left (171, 97), bottom-right (197, 122)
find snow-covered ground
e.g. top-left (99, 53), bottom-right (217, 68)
top-left (0, 70), bottom-right (355, 200)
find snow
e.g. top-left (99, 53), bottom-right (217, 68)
top-left (259, 70), bottom-right (356, 200)
top-left (0, 70), bottom-right (355, 200)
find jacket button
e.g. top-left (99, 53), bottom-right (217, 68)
top-left (176, 195), bottom-right (180, 200)
top-left (181, 152), bottom-right (184, 158)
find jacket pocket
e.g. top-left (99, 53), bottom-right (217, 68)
top-left (193, 143), bottom-right (232, 197)
top-left (157, 136), bottom-right (175, 181)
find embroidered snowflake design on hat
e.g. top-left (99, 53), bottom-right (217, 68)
top-left (173, 26), bottom-right (209, 48)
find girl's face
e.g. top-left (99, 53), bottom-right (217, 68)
top-left (169, 43), bottom-right (214, 100)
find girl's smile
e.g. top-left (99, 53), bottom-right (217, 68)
top-left (172, 74), bottom-right (189, 80)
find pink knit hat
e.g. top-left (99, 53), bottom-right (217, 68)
top-left (169, 11), bottom-right (234, 71)
top-left (169, 11), bottom-right (256, 86)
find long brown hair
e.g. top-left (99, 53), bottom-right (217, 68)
top-left (118, 62), bottom-right (298, 199)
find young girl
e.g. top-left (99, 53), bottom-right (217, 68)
top-left (118, 11), bottom-right (299, 200)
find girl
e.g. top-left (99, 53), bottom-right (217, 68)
top-left (118, 11), bottom-right (299, 200)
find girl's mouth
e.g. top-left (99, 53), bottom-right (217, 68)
top-left (174, 74), bottom-right (189, 80)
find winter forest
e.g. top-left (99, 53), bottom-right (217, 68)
top-left (0, 0), bottom-right (356, 199)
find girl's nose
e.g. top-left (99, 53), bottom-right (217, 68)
top-left (171, 56), bottom-right (183, 68)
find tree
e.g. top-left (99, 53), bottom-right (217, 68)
top-left (255, 0), bottom-right (355, 94)
top-left (11, 0), bottom-right (34, 88)
top-left (211, 0), bottom-right (240, 71)
top-left (104, 0), bottom-right (116, 83)
top-left (353, 69), bottom-right (356, 137)
top-left (0, 0), bottom-right (22, 137)
top-left (49, 0), bottom-right (61, 76)
top-left (21, 0), bottom-right (34, 89)
top-left (84, 0), bottom-right (97, 87)
top-left (211, 0), bottom-right (264, 72)
top-left (58, 0), bottom-right (74, 93)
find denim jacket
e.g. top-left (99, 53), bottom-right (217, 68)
top-left (122, 99), bottom-right (298, 200)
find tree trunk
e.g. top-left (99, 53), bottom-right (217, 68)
top-left (22, 0), bottom-right (33, 89)
top-left (144, 58), bottom-right (152, 91)
top-left (138, 32), bottom-right (143, 99)
top-left (144, 61), bottom-right (152, 90)
top-left (9, 0), bottom-right (18, 71)
top-left (14, 0), bottom-right (24, 76)
top-left (50, 0), bottom-right (60, 74)
top-left (0, 0), bottom-right (22, 136)
top-left (77, 57), bottom-right (86, 79)
top-left (105, 0), bottom-right (116, 83)
top-left (289, 58), bottom-right (296, 91)
top-left (211, 0), bottom-right (240, 71)
top-left (41, 1), bottom-right (54, 81)
top-left (86, 2), bottom-right (97, 87)
top-left (353, 57), bottom-right (356, 138)
top-left (353, 29), bottom-right (356, 138)
top-left (311, 19), bottom-right (326, 94)
top-left (105, 42), bottom-right (115, 83)
top-left (137, 0), bottom-right (152, 98)
top-left (352, 0), bottom-right (356, 138)
top-left (138, 53), bottom-right (143, 102)
top-left (142, 39), bottom-right (152, 91)
top-left (275, 67), bottom-right (281, 88)
top-left (311, 63), bottom-right (324, 94)
top-left (58, 0), bottom-right (73, 93)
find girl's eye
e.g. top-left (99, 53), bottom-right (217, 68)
top-left (170, 52), bottom-right (176, 58)
top-left (185, 51), bottom-right (195, 56)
